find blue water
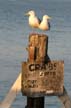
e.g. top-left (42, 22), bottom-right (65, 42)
top-left (0, 0), bottom-right (71, 108)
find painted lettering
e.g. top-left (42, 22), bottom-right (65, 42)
top-left (29, 63), bottom-right (46, 71)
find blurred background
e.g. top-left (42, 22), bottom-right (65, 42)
top-left (0, 0), bottom-right (71, 108)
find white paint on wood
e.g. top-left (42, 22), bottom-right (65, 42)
top-left (0, 73), bottom-right (21, 108)
top-left (46, 90), bottom-right (54, 94)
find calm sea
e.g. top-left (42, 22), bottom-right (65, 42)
top-left (0, 0), bottom-right (71, 108)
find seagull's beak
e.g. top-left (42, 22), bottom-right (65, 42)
top-left (48, 16), bottom-right (52, 19)
top-left (24, 12), bottom-right (29, 16)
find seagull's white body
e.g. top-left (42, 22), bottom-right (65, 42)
top-left (25, 10), bottom-right (51, 31)
top-left (25, 10), bottom-right (40, 28)
top-left (39, 15), bottom-right (51, 31)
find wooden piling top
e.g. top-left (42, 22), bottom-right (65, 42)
top-left (27, 33), bottom-right (48, 63)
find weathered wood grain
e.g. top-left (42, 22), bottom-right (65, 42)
top-left (28, 33), bottom-right (48, 62)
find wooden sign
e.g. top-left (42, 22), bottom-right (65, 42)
top-left (21, 60), bottom-right (64, 97)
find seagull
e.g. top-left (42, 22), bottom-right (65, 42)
top-left (25, 10), bottom-right (40, 28)
top-left (39, 15), bottom-right (51, 31)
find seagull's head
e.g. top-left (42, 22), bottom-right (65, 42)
top-left (25, 10), bottom-right (35, 16)
top-left (43, 15), bottom-right (51, 20)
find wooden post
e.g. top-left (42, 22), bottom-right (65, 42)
top-left (25, 33), bottom-right (48, 108)
top-left (21, 33), bottom-right (70, 108)
top-left (27, 33), bottom-right (48, 63)
top-left (25, 97), bottom-right (44, 108)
